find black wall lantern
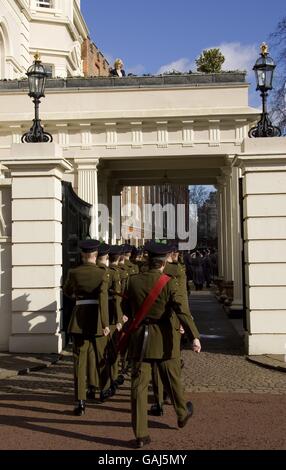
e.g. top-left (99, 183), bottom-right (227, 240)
top-left (249, 43), bottom-right (281, 138)
top-left (21, 52), bottom-right (53, 143)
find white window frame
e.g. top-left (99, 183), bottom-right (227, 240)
top-left (36, 0), bottom-right (53, 8)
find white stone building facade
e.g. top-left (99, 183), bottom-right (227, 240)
top-left (0, 0), bottom-right (87, 79)
top-left (0, 0), bottom-right (285, 356)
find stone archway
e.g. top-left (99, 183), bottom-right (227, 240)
top-left (0, 18), bottom-right (11, 79)
top-left (0, 30), bottom-right (5, 79)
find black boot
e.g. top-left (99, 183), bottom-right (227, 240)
top-left (99, 388), bottom-right (112, 403)
top-left (73, 400), bottom-right (86, 416)
top-left (115, 374), bottom-right (125, 386)
top-left (149, 403), bottom-right (164, 416)
top-left (86, 386), bottom-right (96, 400)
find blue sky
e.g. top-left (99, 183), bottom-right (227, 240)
top-left (81, 1), bottom-right (286, 106)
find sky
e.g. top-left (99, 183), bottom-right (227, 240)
top-left (81, 0), bottom-right (286, 108)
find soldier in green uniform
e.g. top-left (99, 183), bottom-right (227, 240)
top-left (86, 242), bottom-right (109, 401)
top-left (124, 241), bottom-right (201, 448)
top-left (118, 247), bottom-right (130, 295)
top-left (63, 239), bottom-right (110, 415)
top-left (95, 242), bottom-right (124, 401)
top-left (150, 242), bottom-right (190, 416)
top-left (117, 245), bottom-right (132, 373)
top-left (123, 244), bottom-right (140, 275)
top-left (107, 245), bottom-right (125, 388)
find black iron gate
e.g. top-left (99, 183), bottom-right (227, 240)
top-left (62, 181), bottom-right (91, 333)
top-left (239, 177), bottom-right (247, 330)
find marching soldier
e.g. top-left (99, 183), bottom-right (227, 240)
top-left (150, 242), bottom-right (190, 416)
top-left (117, 245), bottom-right (132, 373)
top-left (121, 241), bottom-right (201, 448)
top-left (86, 242), bottom-right (110, 400)
top-left (118, 247), bottom-right (130, 294)
top-left (123, 243), bottom-right (139, 276)
top-left (63, 239), bottom-right (110, 415)
top-left (108, 245), bottom-right (125, 388)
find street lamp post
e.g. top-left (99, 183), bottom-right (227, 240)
top-left (248, 43), bottom-right (281, 138)
top-left (21, 52), bottom-right (53, 143)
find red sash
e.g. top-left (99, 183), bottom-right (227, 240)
top-left (118, 274), bottom-right (171, 354)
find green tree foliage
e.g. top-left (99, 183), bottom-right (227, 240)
top-left (196, 48), bottom-right (225, 73)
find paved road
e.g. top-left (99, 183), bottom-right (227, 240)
top-left (0, 291), bottom-right (285, 450)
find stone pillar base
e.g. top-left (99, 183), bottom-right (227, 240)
top-left (246, 333), bottom-right (286, 356)
top-left (9, 332), bottom-right (65, 354)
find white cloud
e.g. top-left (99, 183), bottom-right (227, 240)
top-left (156, 43), bottom-right (257, 76)
top-left (157, 58), bottom-right (193, 75)
top-left (215, 42), bottom-right (257, 74)
top-left (127, 64), bottom-right (146, 75)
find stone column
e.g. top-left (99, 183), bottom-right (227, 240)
top-left (76, 159), bottom-right (99, 238)
top-left (217, 177), bottom-right (227, 279)
top-left (4, 143), bottom-right (72, 353)
top-left (0, 171), bottom-right (12, 351)
top-left (98, 170), bottom-right (110, 242)
top-left (230, 165), bottom-right (243, 313)
top-left (112, 183), bottom-right (122, 243)
top-left (235, 137), bottom-right (286, 355)
top-left (216, 184), bottom-right (224, 278)
top-left (222, 166), bottom-right (234, 283)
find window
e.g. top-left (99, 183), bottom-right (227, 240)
top-left (37, 0), bottom-right (53, 8)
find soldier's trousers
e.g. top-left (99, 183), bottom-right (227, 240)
top-left (72, 335), bottom-right (110, 400)
top-left (151, 362), bottom-right (163, 406)
top-left (109, 326), bottom-right (120, 382)
top-left (87, 342), bottom-right (99, 388)
top-left (131, 358), bottom-right (188, 439)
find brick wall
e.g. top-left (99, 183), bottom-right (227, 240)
top-left (81, 38), bottom-right (110, 77)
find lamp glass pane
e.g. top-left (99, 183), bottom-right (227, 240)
top-left (257, 69), bottom-right (266, 88)
top-left (28, 73), bottom-right (46, 96)
top-left (265, 67), bottom-right (273, 89)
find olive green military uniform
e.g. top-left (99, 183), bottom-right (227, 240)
top-left (63, 262), bottom-right (110, 401)
top-left (152, 261), bottom-right (189, 409)
top-left (125, 259), bottom-right (140, 276)
top-left (118, 263), bottom-right (129, 296)
top-left (107, 263), bottom-right (124, 381)
top-left (137, 259), bottom-right (149, 273)
top-left (125, 269), bottom-right (200, 439)
top-left (117, 262), bottom-right (131, 369)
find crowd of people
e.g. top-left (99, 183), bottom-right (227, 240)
top-left (184, 249), bottom-right (218, 291)
top-left (63, 240), bottom-right (202, 448)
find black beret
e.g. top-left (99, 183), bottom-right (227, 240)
top-left (171, 240), bottom-right (179, 252)
top-left (98, 243), bottom-right (110, 256)
top-left (109, 245), bottom-right (123, 255)
top-left (145, 240), bottom-right (173, 257)
top-left (131, 246), bottom-right (138, 256)
top-left (79, 239), bottom-right (101, 253)
top-left (121, 243), bottom-right (133, 254)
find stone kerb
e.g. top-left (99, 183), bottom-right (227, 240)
top-left (234, 137), bottom-right (286, 355)
top-left (3, 143), bottom-right (72, 353)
